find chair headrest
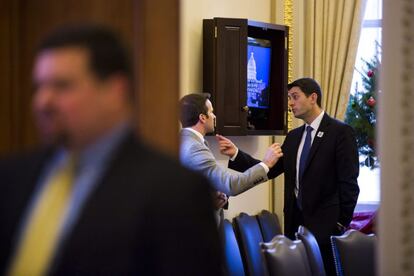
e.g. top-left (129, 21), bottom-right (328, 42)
top-left (261, 235), bottom-right (312, 276)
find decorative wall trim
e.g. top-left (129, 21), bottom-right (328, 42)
top-left (284, 0), bottom-right (293, 131)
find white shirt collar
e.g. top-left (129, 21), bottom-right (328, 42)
top-left (184, 127), bottom-right (205, 143)
top-left (307, 110), bottom-right (325, 131)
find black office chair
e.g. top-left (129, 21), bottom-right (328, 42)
top-left (295, 225), bottom-right (326, 276)
top-left (222, 219), bottom-right (245, 276)
top-left (261, 235), bottom-right (312, 276)
top-left (331, 229), bottom-right (376, 276)
top-left (233, 212), bottom-right (269, 276)
top-left (256, 210), bottom-right (282, 242)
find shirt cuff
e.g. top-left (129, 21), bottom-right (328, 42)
top-left (229, 147), bottom-right (239, 161)
top-left (259, 162), bottom-right (269, 173)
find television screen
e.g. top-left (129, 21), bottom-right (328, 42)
top-left (247, 37), bottom-right (272, 109)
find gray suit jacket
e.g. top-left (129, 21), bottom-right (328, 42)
top-left (179, 129), bottom-right (268, 196)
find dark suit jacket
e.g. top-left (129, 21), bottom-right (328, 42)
top-left (0, 133), bottom-right (223, 275)
top-left (229, 113), bottom-right (359, 243)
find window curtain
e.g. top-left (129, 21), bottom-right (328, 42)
top-left (304, 0), bottom-right (366, 120)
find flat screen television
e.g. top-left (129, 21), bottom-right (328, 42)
top-left (247, 37), bottom-right (272, 109)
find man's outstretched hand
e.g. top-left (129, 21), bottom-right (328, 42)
top-left (216, 134), bottom-right (237, 158)
top-left (262, 143), bottom-right (283, 168)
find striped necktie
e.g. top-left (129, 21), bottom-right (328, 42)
top-left (8, 155), bottom-right (76, 276)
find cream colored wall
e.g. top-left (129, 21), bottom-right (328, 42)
top-left (180, 0), bottom-right (286, 220)
top-left (290, 0), bottom-right (305, 129)
top-left (205, 136), bottom-right (274, 219)
top-left (180, 0), bottom-right (274, 97)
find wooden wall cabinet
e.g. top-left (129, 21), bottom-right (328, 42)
top-left (203, 17), bottom-right (288, 136)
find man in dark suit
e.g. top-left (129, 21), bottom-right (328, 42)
top-left (219, 78), bottom-right (359, 275)
top-left (0, 24), bottom-right (223, 275)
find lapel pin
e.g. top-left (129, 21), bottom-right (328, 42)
top-left (317, 131), bottom-right (324, 138)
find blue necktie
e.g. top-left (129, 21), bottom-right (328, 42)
top-left (298, 125), bottom-right (313, 209)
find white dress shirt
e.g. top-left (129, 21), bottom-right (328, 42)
top-left (295, 111), bottom-right (325, 196)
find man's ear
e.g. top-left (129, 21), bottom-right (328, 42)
top-left (105, 74), bottom-right (129, 101)
top-left (199, 113), bottom-right (206, 124)
top-left (311, 92), bottom-right (318, 104)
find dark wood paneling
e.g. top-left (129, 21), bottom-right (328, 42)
top-left (0, 1), bottom-right (14, 154)
top-left (134, 0), bottom-right (179, 156)
top-left (0, 0), bottom-right (179, 156)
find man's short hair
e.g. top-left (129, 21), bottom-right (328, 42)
top-left (179, 93), bottom-right (211, 128)
top-left (288, 78), bottom-right (322, 107)
top-left (37, 24), bottom-right (132, 83)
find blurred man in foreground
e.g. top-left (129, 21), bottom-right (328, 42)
top-left (0, 25), bottom-right (222, 275)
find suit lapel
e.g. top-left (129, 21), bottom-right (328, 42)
top-left (304, 113), bottom-right (331, 170)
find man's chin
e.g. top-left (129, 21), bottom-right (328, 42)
top-left (293, 112), bottom-right (303, 119)
top-left (206, 128), bottom-right (215, 135)
top-left (40, 131), bottom-right (69, 148)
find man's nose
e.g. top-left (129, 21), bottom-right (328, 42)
top-left (34, 87), bottom-right (55, 107)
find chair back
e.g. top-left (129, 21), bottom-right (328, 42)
top-left (256, 210), bottom-right (282, 242)
top-left (222, 219), bottom-right (245, 276)
top-left (262, 235), bottom-right (312, 276)
top-left (295, 225), bottom-right (326, 276)
top-left (331, 229), bottom-right (376, 276)
top-left (233, 212), bottom-right (268, 276)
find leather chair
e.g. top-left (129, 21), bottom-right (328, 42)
top-left (295, 225), bottom-right (326, 276)
top-left (222, 219), bottom-right (245, 276)
top-left (233, 212), bottom-right (268, 276)
top-left (261, 235), bottom-right (312, 276)
top-left (256, 210), bottom-right (282, 242)
top-left (330, 229), bottom-right (376, 276)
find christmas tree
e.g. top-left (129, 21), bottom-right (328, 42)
top-left (345, 54), bottom-right (380, 169)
